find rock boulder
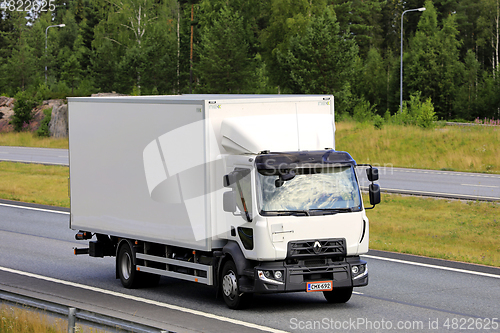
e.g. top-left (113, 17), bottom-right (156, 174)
top-left (49, 100), bottom-right (69, 138)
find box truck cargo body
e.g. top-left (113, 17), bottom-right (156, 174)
top-left (68, 94), bottom-right (380, 309)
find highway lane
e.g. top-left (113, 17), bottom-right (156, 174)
top-left (0, 146), bottom-right (68, 166)
top-left (1, 201), bottom-right (499, 333)
top-left (358, 166), bottom-right (500, 201)
top-left (1, 146), bottom-right (500, 200)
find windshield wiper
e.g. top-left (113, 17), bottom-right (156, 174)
top-left (308, 208), bottom-right (358, 215)
top-left (261, 210), bottom-right (309, 216)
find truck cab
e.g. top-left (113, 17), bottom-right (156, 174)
top-left (219, 150), bottom-right (379, 308)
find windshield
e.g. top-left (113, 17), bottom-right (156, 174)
top-left (257, 166), bottom-right (361, 216)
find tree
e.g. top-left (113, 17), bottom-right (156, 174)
top-left (194, 4), bottom-right (257, 93)
top-left (92, 0), bottom-right (177, 94)
top-left (357, 48), bottom-right (387, 114)
top-left (405, 0), bottom-right (463, 118)
top-left (1, 12), bottom-right (37, 92)
top-left (455, 50), bottom-right (481, 119)
top-left (260, 0), bottom-right (328, 90)
top-left (276, 7), bottom-right (358, 113)
top-left (477, 0), bottom-right (500, 74)
top-left (331, 0), bottom-right (386, 56)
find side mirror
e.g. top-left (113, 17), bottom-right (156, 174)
top-left (369, 183), bottom-right (381, 206)
top-left (366, 167), bottom-right (379, 182)
top-left (223, 191), bottom-right (236, 212)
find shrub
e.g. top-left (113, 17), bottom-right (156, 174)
top-left (417, 97), bottom-right (437, 128)
top-left (11, 91), bottom-right (38, 132)
top-left (36, 108), bottom-right (52, 137)
top-left (373, 114), bottom-right (384, 129)
top-left (353, 98), bottom-right (377, 123)
top-left (391, 91), bottom-right (436, 128)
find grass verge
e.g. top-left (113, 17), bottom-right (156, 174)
top-left (364, 194), bottom-right (500, 267)
top-left (0, 132), bottom-right (68, 149)
top-left (0, 305), bottom-right (65, 333)
top-left (336, 122), bottom-right (500, 174)
top-left (0, 162), bottom-right (69, 207)
top-left (1, 161), bottom-right (499, 267)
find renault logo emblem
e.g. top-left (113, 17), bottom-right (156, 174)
top-left (313, 241), bottom-right (322, 254)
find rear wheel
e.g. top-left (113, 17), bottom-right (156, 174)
top-left (323, 287), bottom-right (353, 303)
top-left (118, 243), bottom-right (142, 288)
top-left (221, 260), bottom-right (252, 309)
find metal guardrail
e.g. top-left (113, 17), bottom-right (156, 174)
top-left (0, 289), bottom-right (175, 333)
top-left (361, 186), bottom-right (500, 202)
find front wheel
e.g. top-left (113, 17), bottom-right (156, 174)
top-left (323, 287), bottom-right (353, 303)
top-left (220, 260), bottom-right (252, 309)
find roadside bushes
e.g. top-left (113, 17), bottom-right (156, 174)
top-left (349, 92), bottom-right (437, 130)
top-left (11, 91), bottom-right (38, 132)
top-left (392, 91), bottom-right (437, 128)
top-left (36, 108), bottom-right (52, 137)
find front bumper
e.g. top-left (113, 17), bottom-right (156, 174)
top-left (250, 256), bottom-right (368, 293)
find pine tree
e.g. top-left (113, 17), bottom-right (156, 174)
top-left (276, 7), bottom-right (358, 112)
top-left (406, 0), bottom-right (463, 118)
top-left (194, 5), bottom-right (257, 93)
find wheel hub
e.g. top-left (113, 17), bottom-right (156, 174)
top-left (121, 252), bottom-right (132, 280)
top-left (222, 270), bottom-right (238, 300)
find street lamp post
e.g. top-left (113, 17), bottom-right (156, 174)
top-left (400, 7), bottom-right (425, 113)
top-left (45, 24), bottom-right (66, 85)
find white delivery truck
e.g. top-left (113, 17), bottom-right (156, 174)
top-left (68, 94), bottom-right (380, 309)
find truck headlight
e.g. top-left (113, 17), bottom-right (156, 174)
top-left (257, 270), bottom-right (284, 285)
top-left (352, 266), bottom-right (359, 275)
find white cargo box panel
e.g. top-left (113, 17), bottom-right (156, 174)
top-left (68, 95), bottom-right (334, 251)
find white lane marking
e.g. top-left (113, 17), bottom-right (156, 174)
top-left (0, 266), bottom-right (288, 333)
top-left (461, 184), bottom-right (499, 188)
top-left (0, 202), bottom-right (69, 215)
top-left (362, 255), bottom-right (500, 279)
top-left (382, 188), bottom-right (500, 200)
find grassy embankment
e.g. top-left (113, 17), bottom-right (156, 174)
top-left (0, 126), bottom-right (499, 267)
top-left (0, 132), bottom-right (68, 149)
top-left (336, 121), bottom-right (500, 174)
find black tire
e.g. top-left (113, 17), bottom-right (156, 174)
top-left (117, 243), bottom-right (142, 289)
top-left (220, 260), bottom-right (252, 309)
top-left (323, 287), bottom-right (353, 303)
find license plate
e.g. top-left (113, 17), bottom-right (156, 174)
top-left (306, 281), bottom-right (333, 292)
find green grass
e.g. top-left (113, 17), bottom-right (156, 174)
top-left (336, 121), bottom-right (500, 173)
top-left (0, 132), bottom-right (68, 149)
top-left (0, 305), bottom-right (65, 333)
top-left (0, 162), bottom-right (69, 207)
top-left (0, 304), bottom-right (106, 333)
top-left (365, 194), bottom-right (500, 267)
top-left (0, 161), bottom-right (498, 267)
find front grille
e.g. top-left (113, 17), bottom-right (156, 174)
top-left (287, 238), bottom-right (346, 259)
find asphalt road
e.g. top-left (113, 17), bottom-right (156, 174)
top-left (0, 146), bottom-right (68, 166)
top-left (1, 146), bottom-right (499, 201)
top-left (1, 201), bottom-right (499, 333)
